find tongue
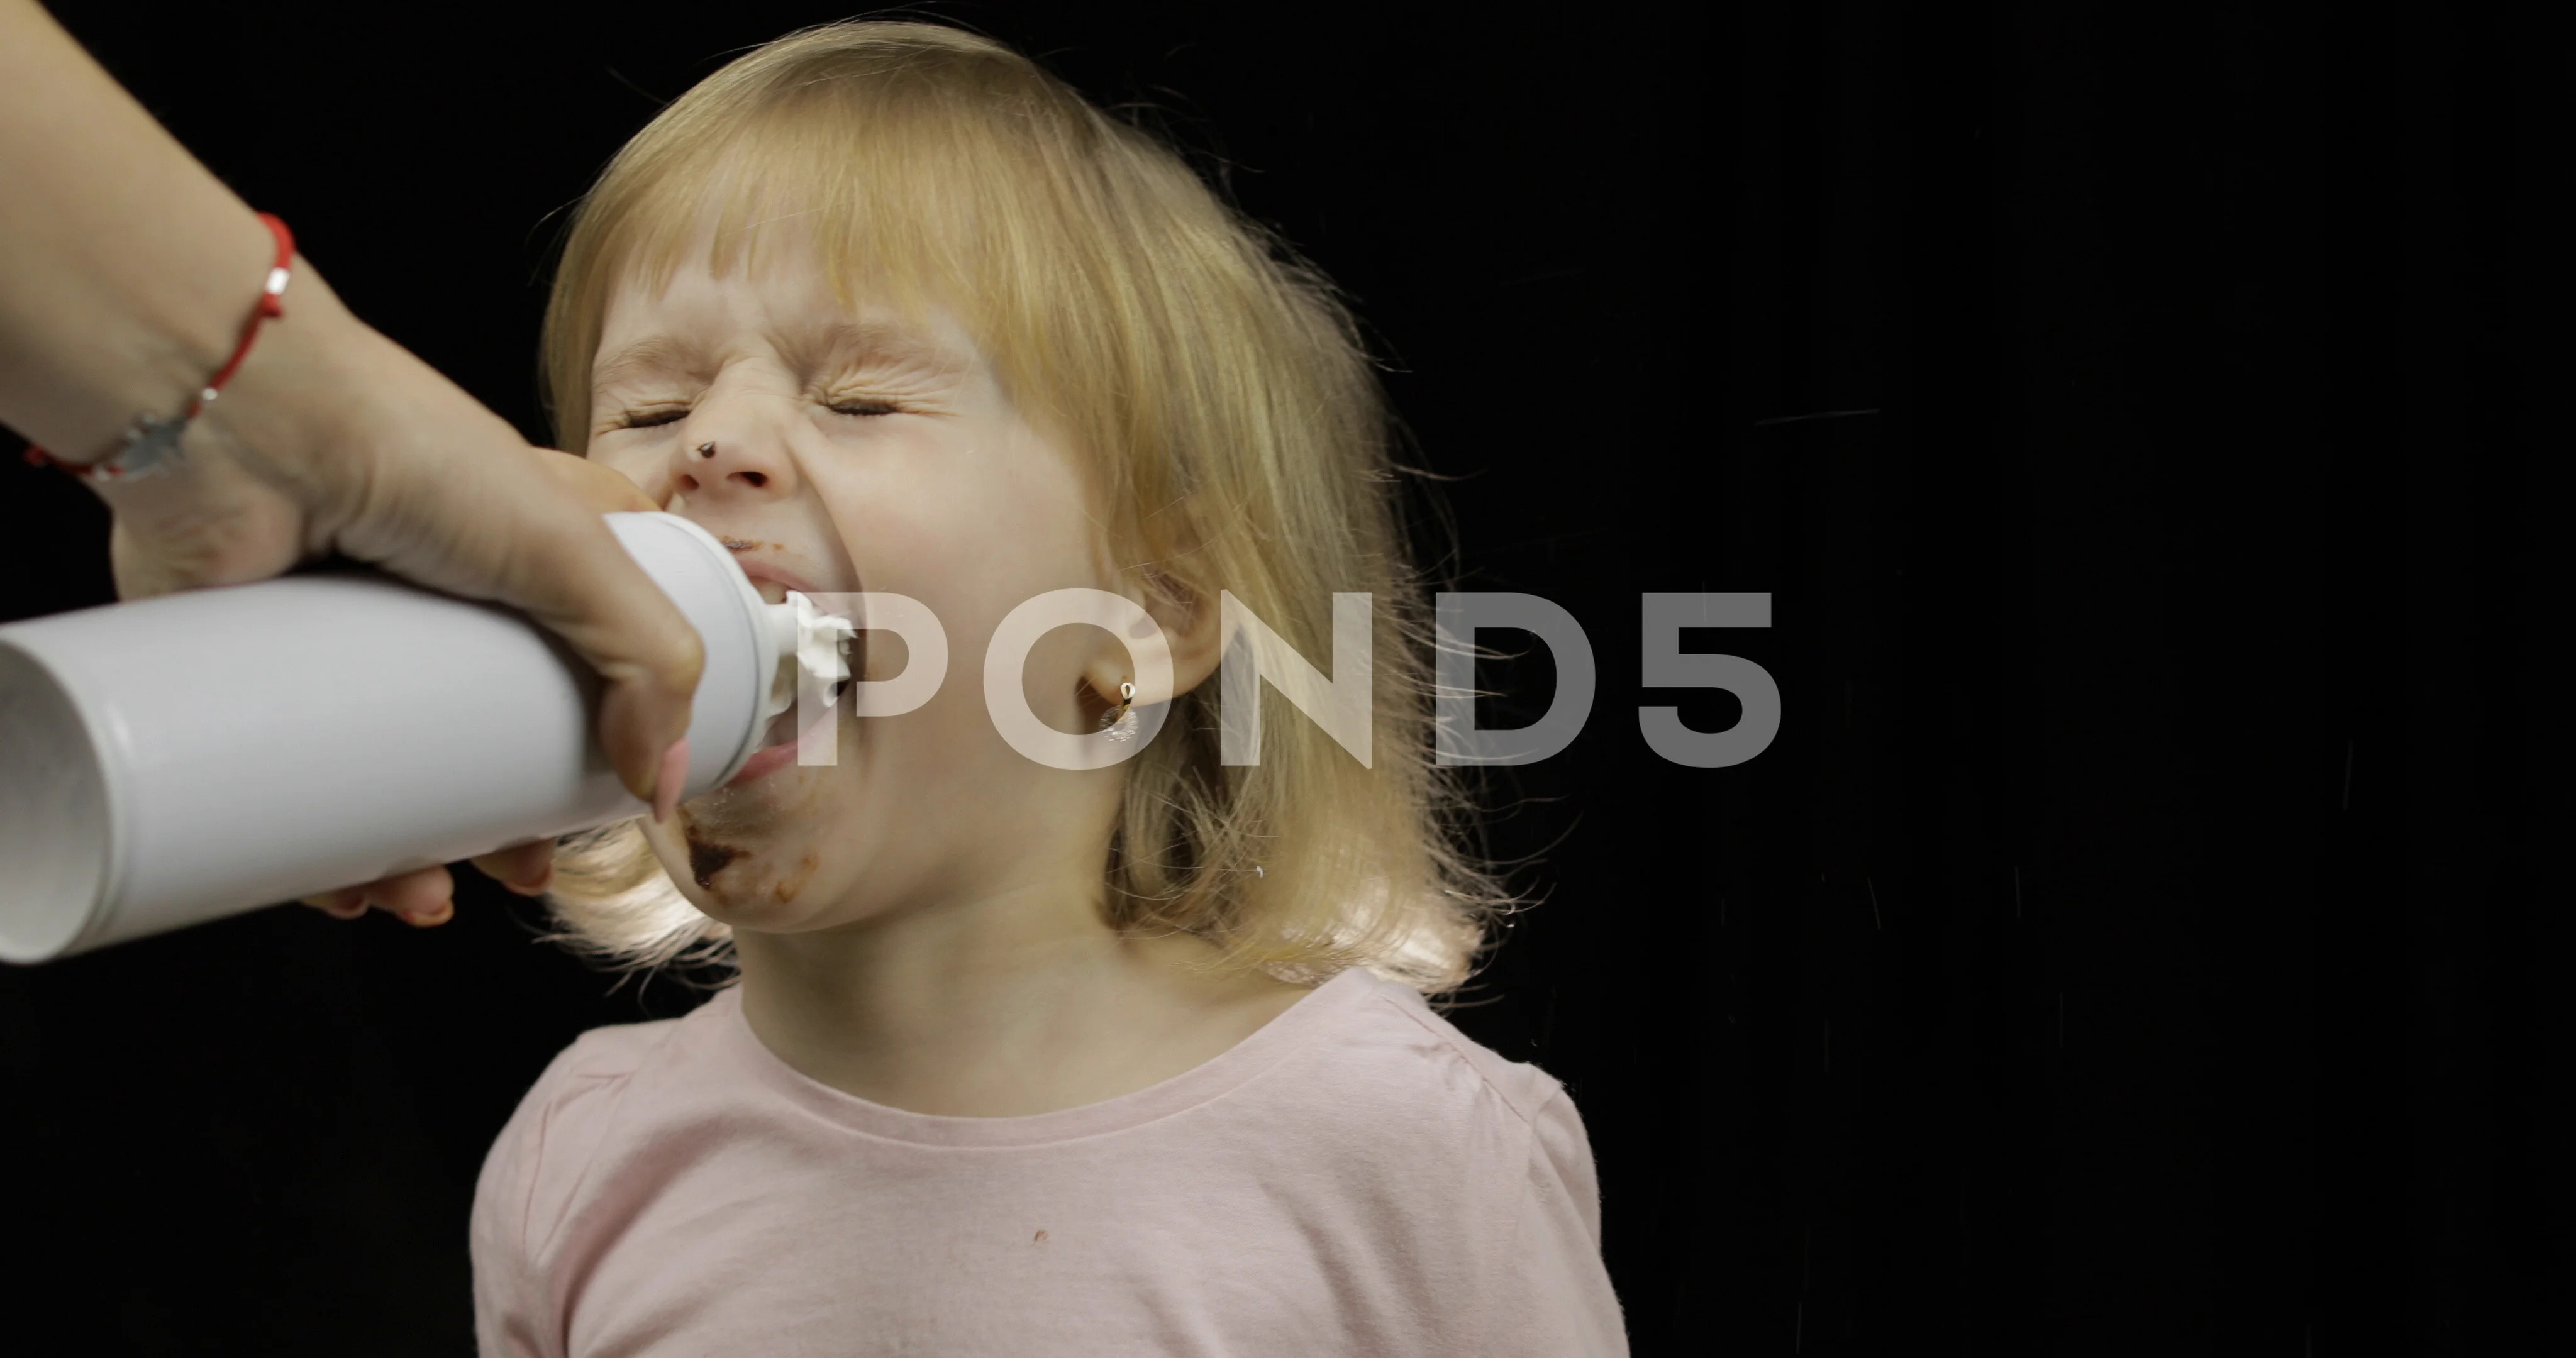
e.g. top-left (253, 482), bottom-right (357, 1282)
top-left (760, 679), bottom-right (851, 749)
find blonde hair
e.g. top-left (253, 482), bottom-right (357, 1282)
top-left (538, 20), bottom-right (1507, 995)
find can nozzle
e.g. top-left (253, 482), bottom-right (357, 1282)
top-left (763, 592), bottom-right (857, 728)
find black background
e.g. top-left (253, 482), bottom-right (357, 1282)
top-left (0, 3), bottom-right (2563, 1354)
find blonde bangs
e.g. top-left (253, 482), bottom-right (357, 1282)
top-left (538, 21), bottom-right (1511, 998)
top-left (550, 46), bottom-right (1036, 451)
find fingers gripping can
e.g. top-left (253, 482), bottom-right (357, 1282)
top-left (0, 512), bottom-right (843, 963)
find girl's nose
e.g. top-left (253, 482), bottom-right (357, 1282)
top-left (670, 427), bottom-right (798, 503)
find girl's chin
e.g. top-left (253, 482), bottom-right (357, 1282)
top-left (647, 788), bottom-right (827, 907)
top-left (687, 899), bottom-right (804, 934)
top-left (680, 759), bottom-right (838, 828)
top-left (667, 831), bottom-right (828, 918)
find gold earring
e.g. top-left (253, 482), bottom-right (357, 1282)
top-left (1099, 679), bottom-right (1138, 742)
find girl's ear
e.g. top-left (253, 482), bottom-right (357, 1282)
top-left (1154, 568), bottom-right (1224, 700)
top-left (1086, 564), bottom-right (1221, 708)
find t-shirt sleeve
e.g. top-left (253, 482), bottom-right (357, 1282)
top-left (470, 1061), bottom-right (562, 1358)
top-left (1485, 1081), bottom-right (1629, 1356)
top-left (472, 1032), bottom-right (639, 1358)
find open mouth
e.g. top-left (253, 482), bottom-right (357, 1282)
top-left (725, 662), bottom-right (854, 791)
top-left (755, 599), bottom-right (857, 754)
top-left (753, 683), bottom-right (846, 753)
top-left (725, 552), bottom-right (861, 772)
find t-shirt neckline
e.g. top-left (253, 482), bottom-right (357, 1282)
top-left (711, 964), bottom-right (1382, 1148)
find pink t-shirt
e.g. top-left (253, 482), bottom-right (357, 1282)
top-left (470, 965), bottom-right (1629, 1356)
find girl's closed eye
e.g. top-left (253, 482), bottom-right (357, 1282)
top-left (603, 394), bottom-right (909, 434)
top-left (618, 406), bottom-right (690, 430)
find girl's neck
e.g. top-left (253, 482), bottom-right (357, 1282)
top-left (731, 874), bottom-right (1309, 1118)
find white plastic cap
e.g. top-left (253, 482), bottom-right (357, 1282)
top-left (762, 592), bottom-right (857, 728)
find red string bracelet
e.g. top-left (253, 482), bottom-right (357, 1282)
top-left (23, 211), bottom-right (296, 483)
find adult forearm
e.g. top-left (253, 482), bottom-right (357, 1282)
top-left (0, 0), bottom-right (303, 461)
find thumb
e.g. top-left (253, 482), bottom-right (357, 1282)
top-left (525, 445), bottom-right (660, 516)
top-left (491, 460), bottom-right (706, 807)
top-left (350, 439), bottom-right (706, 809)
top-left (513, 448), bottom-right (704, 805)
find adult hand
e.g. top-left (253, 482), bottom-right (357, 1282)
top-left (89, 277), bottom-right (704, 927)
top-left (0, 0), bottom-right (703, 927)
top-left (291, 456), bottom-right (659, 937)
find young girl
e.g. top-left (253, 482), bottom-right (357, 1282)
top-left (470, 21), bottom-right (1625, 1355)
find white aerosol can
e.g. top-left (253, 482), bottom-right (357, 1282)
top-left (0, 511), bottom-right (851, 963)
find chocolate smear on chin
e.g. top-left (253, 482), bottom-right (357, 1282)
top-left (684, 825), bottom-right (748, 890)
top-left (770, 849), bottom-right (821, 903)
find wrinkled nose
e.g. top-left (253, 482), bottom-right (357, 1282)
top-left (670, 431), bottom-right (797, 504)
